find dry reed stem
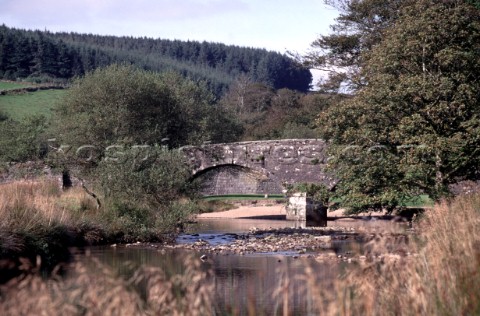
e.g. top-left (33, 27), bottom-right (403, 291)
top-left (271, 194), bottom-right (480, 315)
top-left (0, 180), bottom-right (94, 230)
top-left (0, 254), bottom-right (214, 316)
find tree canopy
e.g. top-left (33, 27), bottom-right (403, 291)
top-left (0, 25), bottom-right (312, 95)
top-left (318, 0), bottom-right (480, 213)
top-left (54, 64), bottom-right (242, 158)
top-left (304, 0), bottom-right (407, 92)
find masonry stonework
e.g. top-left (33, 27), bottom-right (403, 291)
top-left (181, 139), bottom-right (334, 196)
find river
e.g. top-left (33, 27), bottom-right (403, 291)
top-left (73, 217), bottom-right (408, 315)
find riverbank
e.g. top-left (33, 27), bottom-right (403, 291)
top-left (197, 203), bottom-right (387, 219)
top-left (0, 180), bottom-right (184, 282)
top-left (1, 183), bottom-right (479, 314)
top-left (197, 204), bottom-right (287, 219)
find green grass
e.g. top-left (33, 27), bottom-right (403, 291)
top-left (0, 81), bottom-right (36, 91)
top-left (202, 194), bottom-right (286, 201)
top-left (0, 89), bottom-right (66, 120)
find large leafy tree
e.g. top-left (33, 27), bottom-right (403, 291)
top-left (321, 0), bottom-right (480, 213)
top-left (54, 64), bottom-right (241, 155)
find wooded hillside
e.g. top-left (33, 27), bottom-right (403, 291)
top-left (0, 25), bottom-right (312, 95)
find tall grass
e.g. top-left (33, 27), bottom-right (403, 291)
top-left (0, 179), bottom-right (189, 276)
top-left (0, 254), bottom-right (213, 316)
top-left (0, 180), bottom-right (101, 234)
top-left (0, 180), bottom-right (78, 230)
top-left (0, 180), bottom-right (100, 273)
top-left (0, 179), bottom-right (189, 244)
top-left (293, 193), bottom-right (480, 315)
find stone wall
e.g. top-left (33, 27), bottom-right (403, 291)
top-left (192, 165), bottom-right (282, 195)
top-left (181, 139), bottom-right (334, 195)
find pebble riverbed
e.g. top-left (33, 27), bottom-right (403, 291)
top-left (121, 224), bottom-right (416, 263)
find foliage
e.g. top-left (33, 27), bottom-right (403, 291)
top-left (155, 71), bottom-right (243, 145)
top-left (319, 0), bottom-right (480, 213)
top-left (53, 64), bottom-right (241, 167)
top-left (303, 0), bottom-right (407, 92)
top-left (281, 122), bottom-right (318, 139)
top-left (0, 25), bottom-right (312, 95)
top-left (221, 79), bottom-right (341, 140)
top-left (0, 115), bottom-right (48, 162)
top-left (286, 182), bottom-right (331, 205)
top-left (97, 146), bottom-right (195, 226)
top-left (0, 109), bottom-right (7, 121)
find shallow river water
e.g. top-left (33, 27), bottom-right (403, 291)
top-left (76, 217), bottom-right (407, 315)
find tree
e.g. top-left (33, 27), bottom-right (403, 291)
top-left (98, 146), bottom-right (193, 215)
top-left (320, 0), bottom-right (480, 213)
top-left (154, 71), bottom-right (242, 145)
top-left (53, 64), bottom-right (242, 170)
top-left (0, 115), bottom-right (48, 163)
top-left (55, 64), bottom-right (178, 153)
top-left (303, 0), bottom-right (407, 92)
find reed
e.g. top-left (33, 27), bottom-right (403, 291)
top-left (0, 180), bottom-right (83, 231)
top-left (0, 179), bottom-right (184, 276)
top-left (0, 254), bottom-right (213, 316)
top-left (292, 193), bottom-right (480, 315)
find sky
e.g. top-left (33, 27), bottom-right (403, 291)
top-left (0, 0), bottom-right (340, 82)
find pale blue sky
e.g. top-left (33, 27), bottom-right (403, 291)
top-left (0, 0), bottom-right (338, 53)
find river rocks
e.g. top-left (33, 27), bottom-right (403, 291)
top-left (167, 226), bottom-right (359, 256)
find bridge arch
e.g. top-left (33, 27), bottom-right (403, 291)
top-left (181, 139), bottom-right (334, 196)
top-left (191, 164), bottom-right (282, 196)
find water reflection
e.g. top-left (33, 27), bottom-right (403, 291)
top-left (77, 245), bottom-right (338, 315)
top-left (75, 217), bottom-right (406, 315)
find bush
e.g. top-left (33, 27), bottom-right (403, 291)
top-left (0, 115), bottom-right (48, 163)
top-left (54, 64), bottom-right (241, 154)
top-left (98, 146), bottom-right (195, 232)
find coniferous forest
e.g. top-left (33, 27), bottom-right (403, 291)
top-left (0, 25), bottom-right (312, 96)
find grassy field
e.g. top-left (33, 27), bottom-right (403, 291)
top-left (0, 81), bottom-right (36, 91)
top-left (0, 89), bottom-right (66, 120)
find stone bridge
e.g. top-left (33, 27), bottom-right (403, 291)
top-left (181, 139), bottom-right (334, 196)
